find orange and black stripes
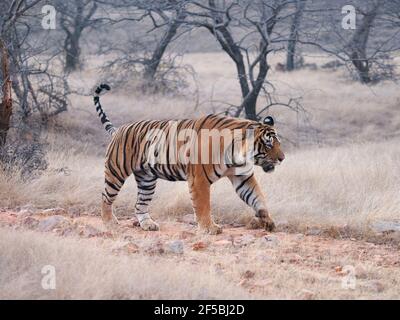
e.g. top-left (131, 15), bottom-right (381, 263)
top-left (94, 84), bottom-right (284, 232)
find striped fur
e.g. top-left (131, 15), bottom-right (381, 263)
top-left (94, 84), bottom-right (285, 234)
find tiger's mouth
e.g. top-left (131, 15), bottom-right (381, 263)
top-left (262, 163), bottom-right (275, 173)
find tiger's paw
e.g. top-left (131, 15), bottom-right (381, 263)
top-left (246, 216), bottom-right (265, 230)
top-left (263, 217), bottom-right (276, 232)
top-left (102, 214), bottom-right (120, 230)
top-left (198, 222), bottom-right (223, 235)
top-left (253, 209), bottom-right (276, 232)
top-left (140, 218), bottom-right (160, 231)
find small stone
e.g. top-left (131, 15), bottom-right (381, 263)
top-left (124, 243), bottom-right (140, 254)
top-left (37, 215), bottom-right (70, 232)
top-left (242, 270), bottom-right (255, 279)
top-left (78, 224), bottom-right (103, 238)
top-left (335, 266), bottom-right (344, 274)
top-left (112, 241), bottom-right (139, 254)
top-left (143, 240), bottom-right (165, 255)
top-left (294, 233), bottom-right (305, 240)
top-left (192, 241), bottom-right (208, 251)
top-left (234, 234), bottom-right (255, 247)
top-left (22, 216), bottom-right (39, 229)
top-left (260, 235), bottom-right (279, 246)
top-left (41, 208), bottom-right (68, 216)
top-left (167, 240), bottom-right (184, 254)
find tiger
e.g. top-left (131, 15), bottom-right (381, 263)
top-left (94, 84), bottom-right (285, 235)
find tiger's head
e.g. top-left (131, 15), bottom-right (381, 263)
top-left (253, 116), bottom-right (285, 173)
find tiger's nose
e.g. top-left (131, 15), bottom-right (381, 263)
top-left (278, 154), bottom-right (285, 162)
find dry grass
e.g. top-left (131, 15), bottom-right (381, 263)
top-left (1, 222), bottom-right (399, 300)
top-left (0, 227), bottom-right (252, 299)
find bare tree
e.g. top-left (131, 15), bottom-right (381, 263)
top-left (0, 0), bottom-right (42, 146)
top-left (181, 0), bottom-right (299, 120)
top-left (98, 0), bottom-right (191, 93)
top-left (286, 0), bottom-right (307, 71)
top-left (0, 38), bottom-right (12, 147)
top-left (300, 0), bottom-right (400, 83)
top-left (57, 0), bottom-right (99, 72)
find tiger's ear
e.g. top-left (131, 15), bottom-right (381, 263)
top-left (262, 116), bottom-right (274, 126)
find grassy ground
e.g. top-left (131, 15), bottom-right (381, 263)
top-left (1, 52), bottom-right (400, 299)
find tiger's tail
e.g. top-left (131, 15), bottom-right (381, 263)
top-left (93, 84), bottom-right (116, 136)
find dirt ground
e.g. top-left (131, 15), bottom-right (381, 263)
top-left (1, 207), bottom-right (399, 299)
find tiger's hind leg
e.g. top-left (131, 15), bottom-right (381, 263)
top-left (134, 173), bottom-right (159, 231)
top-left (228, 174), bottom-right (275, 232)
top-left (188, 166), bottom-right (222, 235)
top-left (102, 167), bottom-right (125, 229)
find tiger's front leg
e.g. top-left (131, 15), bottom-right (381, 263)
top-left (188, 166), bottom-right (222, 235)
top-left (134, 174), bottom-right (159, 231)
top-left (228, 174), bottom-right (276, 231)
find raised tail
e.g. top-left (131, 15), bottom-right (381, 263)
top-left (93, 84), bottom-right (116, 136)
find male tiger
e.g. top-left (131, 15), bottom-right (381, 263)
top-left (94, 84), bottom-right (285, 235)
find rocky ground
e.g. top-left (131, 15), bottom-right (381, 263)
top-left (1, 207), bottom-right (400, 299)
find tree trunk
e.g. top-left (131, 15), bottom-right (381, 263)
top-left (348, 1), bottom-right (381, 84)
top-left (0, 39), bottom-right (12, 147)
top-left (241, 45), bottom-right (270, 121)
top-left (143, 12), bottom-right (184, 82)
top-left (64, 32), bottom-right (81, 72)
top-left (286, 0), bottom-right (306, 71)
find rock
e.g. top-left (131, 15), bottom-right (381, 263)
top-left (22, 216), bottom-right (39, 229)
top-left (294, 233), bottom-right (305, 240)
top-left (61, 226), bottom-right (78, 237)
top-left (37, 215), bottom-right (70, 232)
top-left (178, 214), bottom-right (196, 225)
top-left (112, 241), bottom-right (139, 254)
top-left (335, 266), bottom-right (343, 274)
top-left (234, 234), bottom-right (255, 247)
top-left (298, 289), bottom-right (316, 300)
top-left (143, 240), bottom-right (165, 255)
top-left (370, 220), bottom-right (400, 233)
top-left (41, 207), bottom-right (68, 216)
top-left (242, 270), bottom-right (255, 279)
top-left (259, 235), bottom-right (279, 246)
top-left (78, 224), bottom-right (104, 238)
top-left (167, 240), bottom-right (184, 254)
top-left (192, 241), bottom-right (208, 251)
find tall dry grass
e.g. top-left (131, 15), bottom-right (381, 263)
top-left (1, 52), bottom-right (400, 232)
top-left (0, 227), bottom-right (252, 299)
